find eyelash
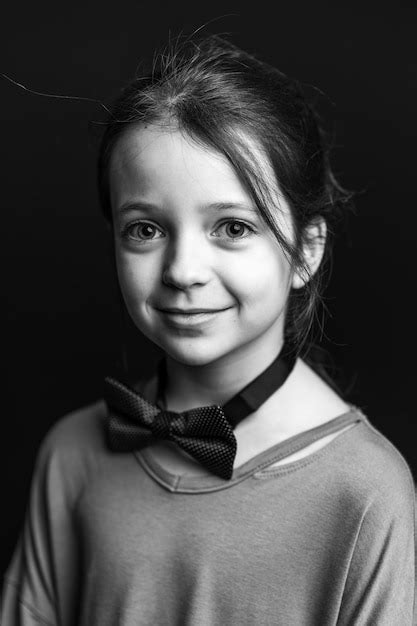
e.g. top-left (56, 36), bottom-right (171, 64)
top-left (120, 219), bottom-right (256, 243)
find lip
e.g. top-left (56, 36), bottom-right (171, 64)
top-left (155, 306), bottom-right (231, 328)
top-left (157, 307), bottom-right (229, 314)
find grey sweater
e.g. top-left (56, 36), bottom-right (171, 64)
top-left (1, 402), bottom-right (415, 625)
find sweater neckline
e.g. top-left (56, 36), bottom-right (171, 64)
top-left (135, 407), bottom-right (366, 494)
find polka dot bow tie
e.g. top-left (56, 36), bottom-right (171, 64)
top-left (104, 376), bottom-right (237, 479)
top-left (104, 342), bottom-right (295, 480)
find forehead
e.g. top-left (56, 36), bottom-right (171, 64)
top-left (109, 125), bottom-right (250, 206)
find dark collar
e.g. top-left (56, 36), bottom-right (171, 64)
top-left (156, 341), bottom-right (296, 429)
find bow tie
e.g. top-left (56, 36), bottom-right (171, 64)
top-left (104, 342), bottom-right (295, 480)
top-left (104, 377), bottom-right (236, 479)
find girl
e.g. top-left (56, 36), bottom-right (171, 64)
top-left (1, 35), bottom-right (415, 624)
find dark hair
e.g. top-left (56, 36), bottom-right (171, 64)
top-left (97, 34), bottom-right (352, 366)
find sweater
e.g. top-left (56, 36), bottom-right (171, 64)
top-left (1, 401), bottom-right (415, 625)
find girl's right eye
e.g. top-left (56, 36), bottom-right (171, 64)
top-left (121, 222), bottom-right (165, 242)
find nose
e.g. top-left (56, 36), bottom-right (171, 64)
top-left (161, 233), bottom-right (212, 290)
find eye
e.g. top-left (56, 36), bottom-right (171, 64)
top-left (214, 220), bottom-right (254, 240)
top-left (122, 221), bottom-right (164, 242)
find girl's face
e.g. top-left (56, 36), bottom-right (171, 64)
top-left (110, 124), bottom-right (295, 368)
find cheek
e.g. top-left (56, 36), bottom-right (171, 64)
top-left (225, 246), bottom-right (291, 307)
top-left (115, 251), bottom-right (156, 305)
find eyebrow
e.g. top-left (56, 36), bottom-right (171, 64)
top-left (118, 200), bottom-right (258, 214)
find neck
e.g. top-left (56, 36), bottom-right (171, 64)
top-left (163, 337), bottom-right (285, 412)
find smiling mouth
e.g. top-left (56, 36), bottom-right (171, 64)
top-left (155, 307), bottom-right (232, 327)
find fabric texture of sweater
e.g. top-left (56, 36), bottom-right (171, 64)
top-left (1, 400), bottom-right (416, 625)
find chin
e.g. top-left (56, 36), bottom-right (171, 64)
top-left (153, 336), bottom-right (232, 368)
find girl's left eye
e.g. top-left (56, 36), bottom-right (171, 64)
top-left (213, 220), bottom-right (254, 240)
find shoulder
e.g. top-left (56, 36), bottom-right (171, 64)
top-left (11, 400), bottom-right (111, 520)
top-left (330, 412), bottom-right (415, 518)
top-left (343, 415), bottom-right (414, 490)
top-left (33, 399), bottom-right (109, 488)
top-left (39, 399), bottom-right (107, 456)
top-left (289, 361), bottom-right (415, 502)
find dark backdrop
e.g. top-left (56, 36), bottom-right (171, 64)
top-left (2, 2), bottom-right (416, 576)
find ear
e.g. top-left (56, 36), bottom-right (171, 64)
top-left (291, 218), bottom-right (327, 290)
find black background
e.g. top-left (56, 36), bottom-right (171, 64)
top-left (2, 2), bottom-right (416, 576)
